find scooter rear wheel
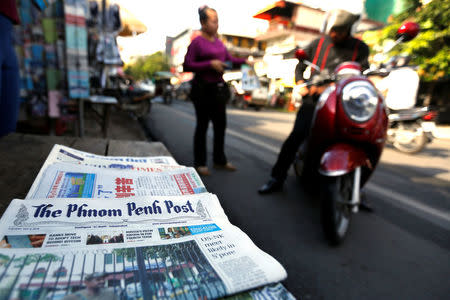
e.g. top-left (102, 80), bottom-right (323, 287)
top-left (236, 97), bottom-right (248, 110)
top-left (393, 122), bottom-right (427, 154)
top-left (133, 100), bottom-right (151, 118)
top-left (321, 173), bottom-right (353, 246)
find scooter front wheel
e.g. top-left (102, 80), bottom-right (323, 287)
top-left (320, 173), bottom-right (353, 246)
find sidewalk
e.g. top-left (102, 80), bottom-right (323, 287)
top-left (434, 125), bottom-right (450, 139)
top-left (75, 106), bottom-right (148, 141)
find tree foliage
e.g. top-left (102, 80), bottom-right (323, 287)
top-left (124, 51), bottom-right (170, 80)
top-left (13, 253), bottom-right (61, 265)
top-left (363, 0), bottom-right (449, 81)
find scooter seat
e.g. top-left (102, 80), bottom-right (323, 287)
top-left (389, 107), bottom-right (427, 115)
top-left (389, 107), bottom-right (428, 121)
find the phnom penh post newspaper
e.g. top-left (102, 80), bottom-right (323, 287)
top-left (0, 145), bottom-right (294, 299)
top-left (0, 194), bottom-right (288, 299)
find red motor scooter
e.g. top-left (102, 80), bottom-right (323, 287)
top-left (293, 22), bottom-right (420, 245)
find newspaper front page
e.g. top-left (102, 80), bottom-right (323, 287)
top-left (0, 195), bottom-right (288, 299)
top-left (26, 145), bottom-right (182, 199)
top-left (26, 163), bottom-right (207, 199)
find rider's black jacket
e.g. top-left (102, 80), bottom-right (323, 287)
top-left (295, 35), bottom-right (369, 83)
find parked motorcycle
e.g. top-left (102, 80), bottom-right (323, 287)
top-left (104, 75), bottom-right (152, 118)
top-left (387, 106), bottom-right (437, 153)
top-left (369, 53), bottom-right (436, 154)
top-left (293, 22), bottom-right (420, 245)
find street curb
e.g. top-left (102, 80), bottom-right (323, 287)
top-left (434, 126), bottom-right (450, 139)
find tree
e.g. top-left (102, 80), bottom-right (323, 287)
top-left (124, 51), bottom-right (170, 80)
top-left (13, 253), bottom-right (61, 265)
top-left (363, 0), bottom-right (449, 82)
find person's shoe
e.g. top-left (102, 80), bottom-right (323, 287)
top-left (213, 162), bottom-right (236, 171)
top-left (258, 178), bottom-right (283, 194)
top-left (196, 166), bottom-right (211, 176)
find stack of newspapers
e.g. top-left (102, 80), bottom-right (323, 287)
top-left (0, 144), bottom-right (294, 300)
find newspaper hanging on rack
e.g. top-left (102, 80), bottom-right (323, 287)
top-left (0, 194), bottom-right (288, 299)
top-left (26, 162), bottom-right (206, 199)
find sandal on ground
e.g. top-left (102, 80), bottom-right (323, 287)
top-left (196, 166), bottom-right (211, 176)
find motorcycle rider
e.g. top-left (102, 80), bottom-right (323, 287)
top-left (259, 9), bottom-right (370, 194)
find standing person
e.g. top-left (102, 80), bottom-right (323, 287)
top-left (0, 0), bottom-right (20, 137)
top-left (258, 9), bottom-right (370, 194)
top-left (183, 5), bottom-right (251, 176)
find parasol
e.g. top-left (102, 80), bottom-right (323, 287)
top-left (93, 0), bottom-right (147, 36)
top-left (117, 5), bottom-right (147, 37)
top-left (253, 0), bottom-right (297, 21)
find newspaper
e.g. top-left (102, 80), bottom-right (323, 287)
top-left (44, 144), bottom-right (179, 168)
top-left (26, 162), bottom-right (207, 199)
top-left (226, 283), bottom-right (295, 300)
top-left (0, 195), bottom-right (288, 299)
top-left (27, 144), bottom-right (182, 199)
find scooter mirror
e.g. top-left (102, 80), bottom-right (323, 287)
top-left (396, 22), bottom-right (420, 42)
top-left (295, 48), bottom-right (308, 61)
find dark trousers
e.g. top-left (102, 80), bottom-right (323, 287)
top-left (191, 81), bottom-right (229, 167)
top-left (0, 15), bottom-right (20, 137)
top-left (271, 97), bottom-right (316, 181)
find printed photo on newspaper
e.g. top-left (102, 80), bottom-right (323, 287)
top-left (26, 163), bottom-right (207, 199)
top-left (0, 195), bottom-right (288, 299)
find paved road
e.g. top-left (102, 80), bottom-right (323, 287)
top-left (143, 100), bottom-right (450, 300)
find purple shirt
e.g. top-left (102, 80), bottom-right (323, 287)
top-left (183, 35), bottom-right (246, 83)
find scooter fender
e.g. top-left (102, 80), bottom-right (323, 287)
top-left (319, 143), bottom-right (368, 176)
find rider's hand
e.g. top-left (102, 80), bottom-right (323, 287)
top-left (296, 80), bottom-right (309, 96)
top-left (210, 59), bottom-right (226, 73)
top-left (311, 84), bottom-right (334, 95)
top-left (308, 85), bottom-right (318, 95)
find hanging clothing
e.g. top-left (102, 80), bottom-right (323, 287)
top-left (96, 33), bottom-right (123, 66)
top-left (0, 11), bottom-right (20, 137)
top-left (105, 4), bottom-right (121, 33)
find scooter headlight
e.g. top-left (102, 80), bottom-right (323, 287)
top-left (341, 81), bottom-right (378, 122)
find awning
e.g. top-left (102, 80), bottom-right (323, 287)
top-left (253, 0), bottom-right (298, 21)
top-left (118, 5), bottom-right (147, 37)
top-left (94, 0), bottom-right (147, 37)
